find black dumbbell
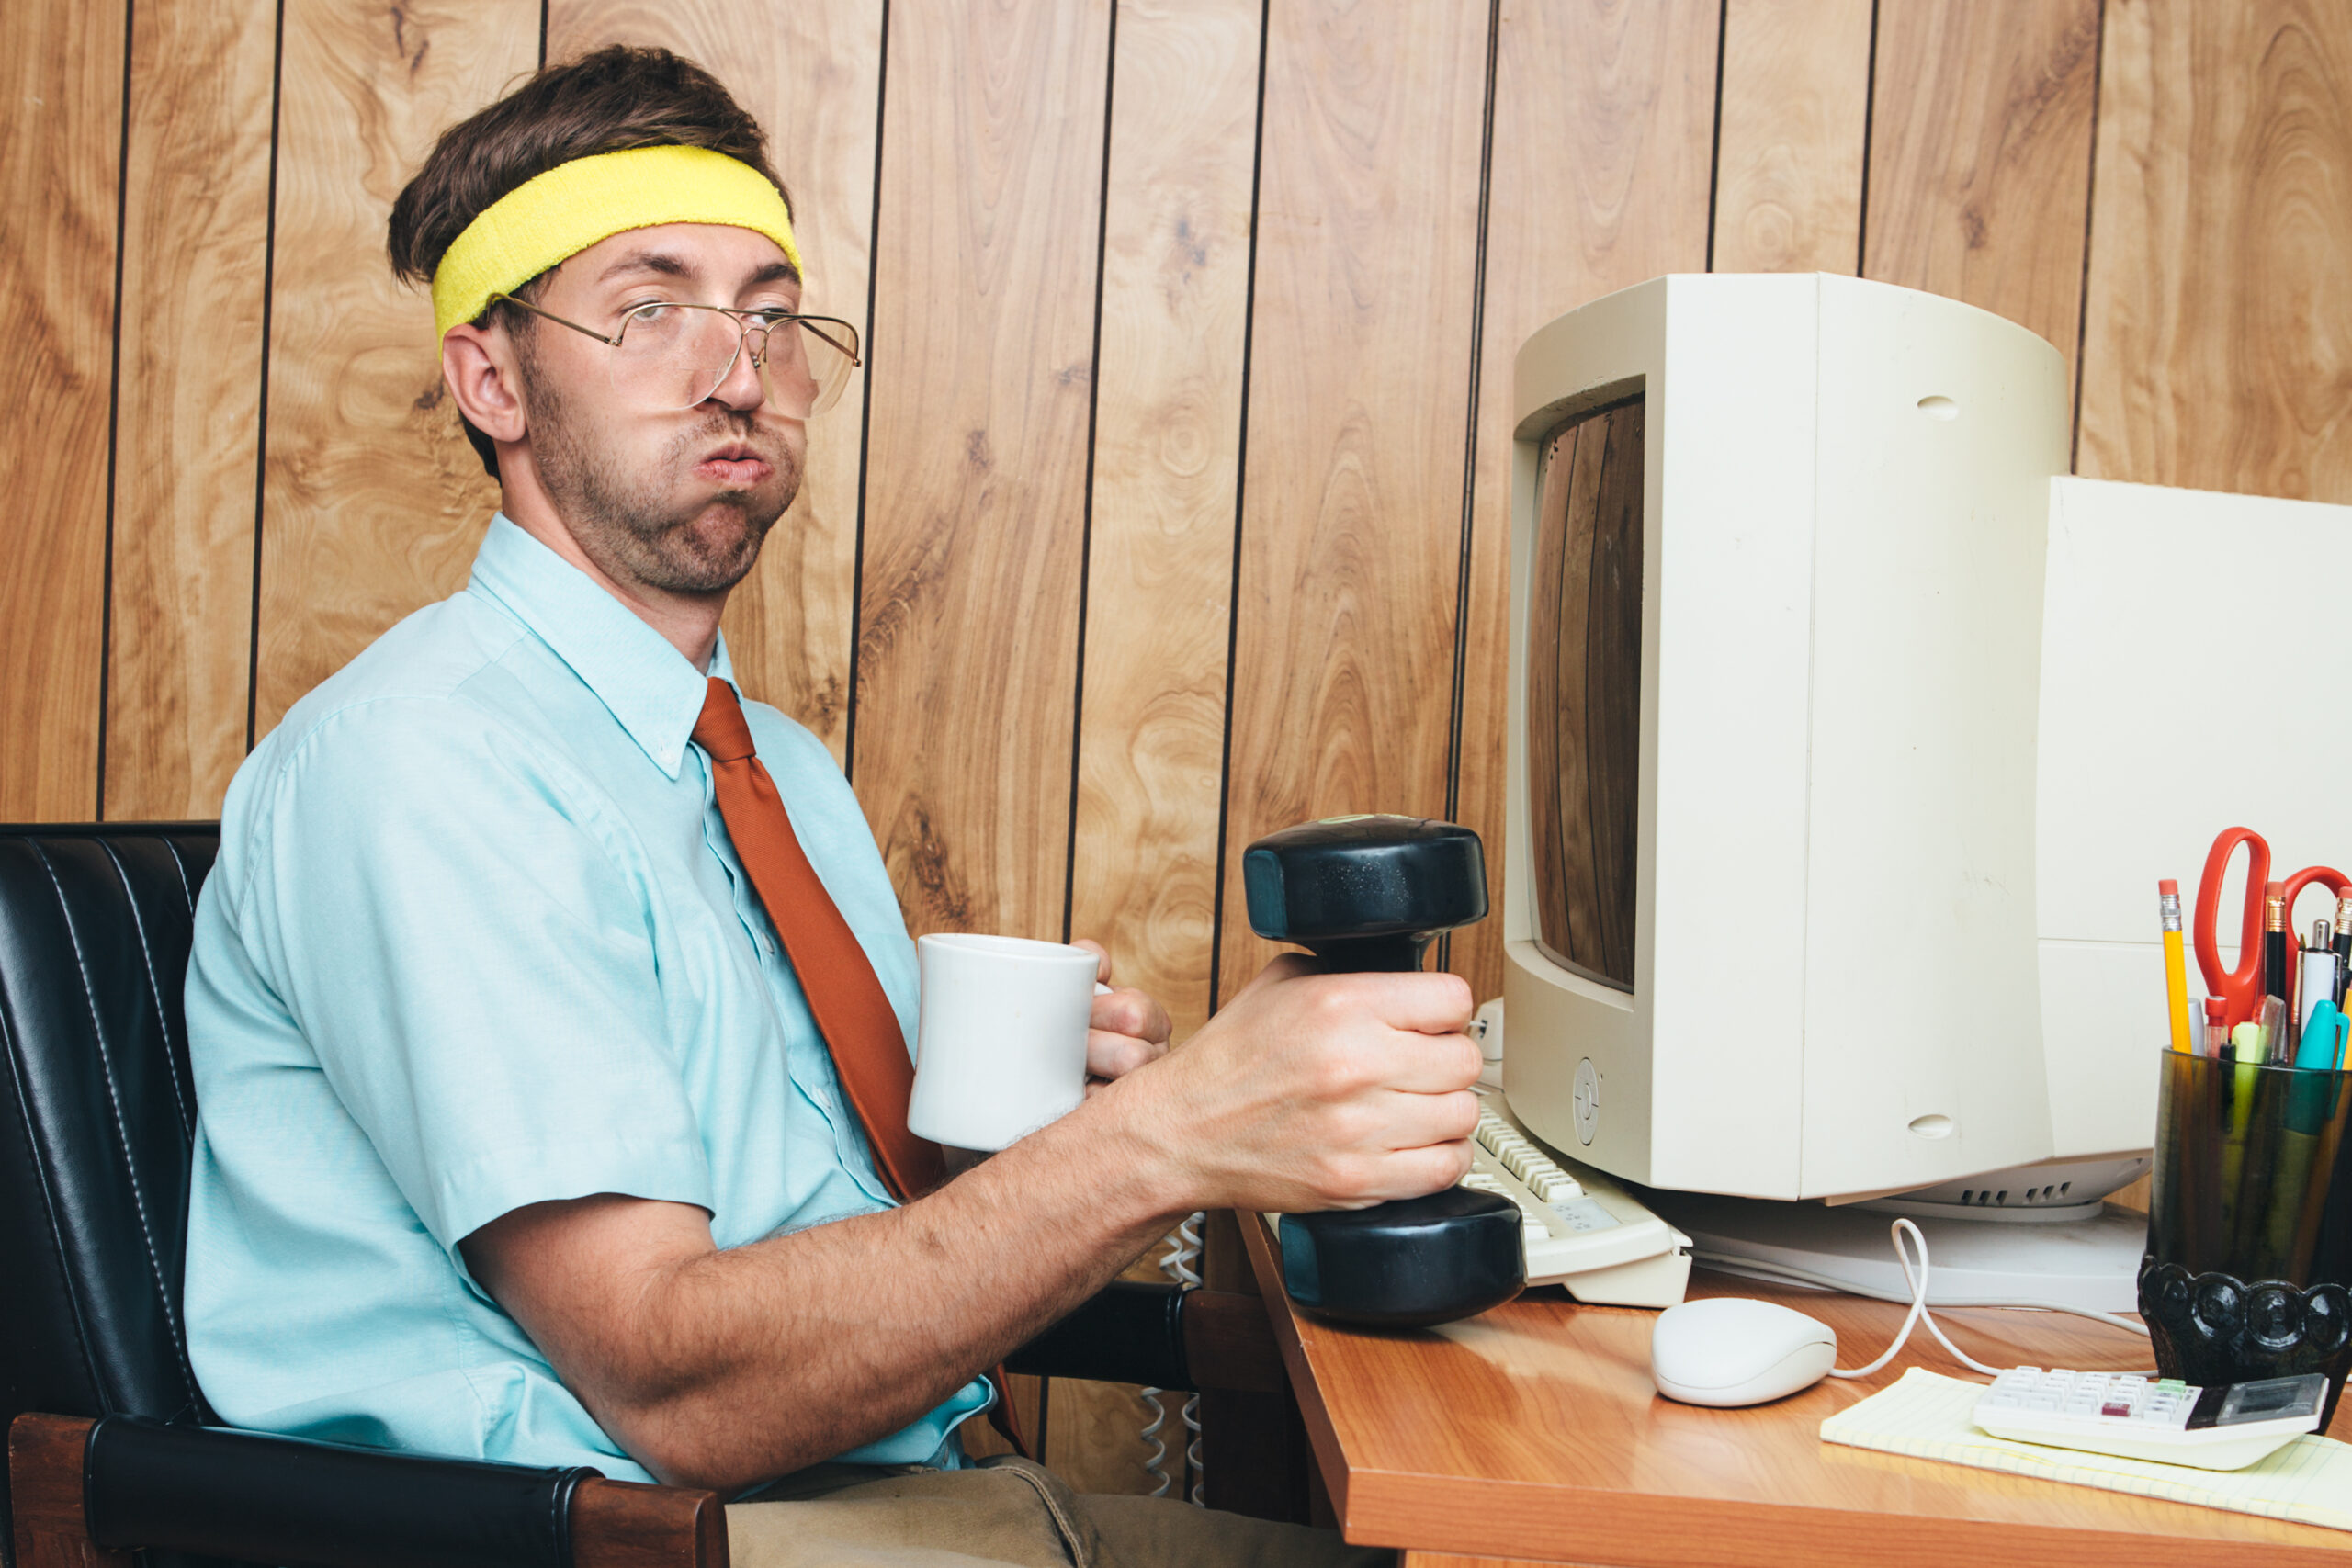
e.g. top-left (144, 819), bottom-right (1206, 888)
top-left (1243, 815), bottom-right (1525, 1328)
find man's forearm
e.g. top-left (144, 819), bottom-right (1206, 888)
top-left (471, 961), bottom-right (1482, 1492)
top-left (546, 1102), bottom-right (1179, 1491)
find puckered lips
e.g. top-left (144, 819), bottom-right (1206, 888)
top-left (695, 439), bottom-right (773, 488)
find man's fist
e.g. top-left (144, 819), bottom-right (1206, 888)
top-left (1099, 955), bottom-right (1482, 1217)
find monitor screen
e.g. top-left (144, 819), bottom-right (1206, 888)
top-left (1526, 394), bottom-right (1644, 992)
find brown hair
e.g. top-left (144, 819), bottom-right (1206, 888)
top-left (388, 46), bottom-right (793, 476)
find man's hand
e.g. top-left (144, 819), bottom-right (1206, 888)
top-left (1091, 955), bottom-right (1482, 1217)
top-left (1070, 938), bottom-right (1170, 1085)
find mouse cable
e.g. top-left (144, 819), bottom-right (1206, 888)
top-left (1690, 1217), bottom-right (2154, 1382)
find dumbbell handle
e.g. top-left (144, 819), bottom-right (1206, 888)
top-left (1304, 934), bottom-right (1434, 974)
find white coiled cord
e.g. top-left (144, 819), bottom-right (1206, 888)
top-left (1136, 1386), bottom-right (1173, 1496)
top-left (1138, 1212), bottom-right (1208, 1503)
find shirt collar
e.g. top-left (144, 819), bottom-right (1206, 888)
top-left (467, 513), bottom-right (739, 779)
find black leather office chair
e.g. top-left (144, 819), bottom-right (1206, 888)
top-left (0, 823), bottom-right (1281, 1568)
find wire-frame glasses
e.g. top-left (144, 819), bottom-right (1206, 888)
top-left (492, 294), bottom-right (863, 417)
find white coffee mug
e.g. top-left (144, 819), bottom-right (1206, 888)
top-left (906, 933), bottom-right (1103, 1151)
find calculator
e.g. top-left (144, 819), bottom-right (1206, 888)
top-left (1972, 1368), bottom-right (2328, 1471)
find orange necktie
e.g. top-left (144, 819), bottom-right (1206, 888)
top-left (692, 678), bottom-right (946, 1201)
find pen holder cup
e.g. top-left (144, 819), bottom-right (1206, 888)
top-left (2139, 1047), bottom-right (2352, 1426)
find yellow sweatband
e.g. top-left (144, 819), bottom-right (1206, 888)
top-left (429, 144), bottom-right (802, 337)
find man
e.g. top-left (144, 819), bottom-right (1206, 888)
top-left (185, 46), bottom-right (1479, 1568)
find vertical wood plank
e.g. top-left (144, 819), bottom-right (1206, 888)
top-left (1862, 0), bottom-right (2102, 400)
top-left (1073, 0), bottom-right (1261, 1042)
top-left (103, 0), bottom-right (279, 820)
top-left (853, 0), bottom-right (1112, 941)
top-left (1711, 0), bottom-right (1873, 274)
top-left (2078, 1), bottom-right (2352, 502)
top-left (253, 3), bottom-right (535, 739)
top-left (543, 2), bottom-right (881, 761)
top-left (0, 0), bottom-right (127, 819)
top-left (1450, 0), bottom-right (1721, 1006)
top-left (1214, 0), bottom-right (1491, 1001)
top-left (1058, 0), bottom-right (1262, 1487)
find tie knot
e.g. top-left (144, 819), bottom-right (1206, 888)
top-left (693, 677), bottom-right (757, 763)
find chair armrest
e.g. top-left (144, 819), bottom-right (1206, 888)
top-left (1005, 1283), bottom-right (1285, 1393)
top-left (7, 1413), bottom-right (726, 1568)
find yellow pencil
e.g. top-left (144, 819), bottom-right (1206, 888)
top-left (2160, 878), bottom-right (2193, 1053)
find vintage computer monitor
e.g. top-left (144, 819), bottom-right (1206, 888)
top-left (1502, 272), bottom-right (2067, 1202)
top-left (1498, 274), bottom-right (2352, 1303)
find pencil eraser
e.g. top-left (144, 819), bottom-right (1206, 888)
top-left (2159, 878), bottom-right (2179, 896)
top-left (2269, 880), bottom-right (2286, 897)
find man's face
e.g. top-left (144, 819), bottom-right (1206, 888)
top-left (512, 222), bottom-right (808, 596)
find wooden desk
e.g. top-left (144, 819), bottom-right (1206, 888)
top-left (1240, 1214), bottom-right (2352, 1567)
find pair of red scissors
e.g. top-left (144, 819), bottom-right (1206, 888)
top-left (2194, 827), bottom-right (2349, 1030)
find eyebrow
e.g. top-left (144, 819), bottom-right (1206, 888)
top-left (594, 249), bottom-right (695, 285)
top-left (591, 250), bottom-right (803, 289)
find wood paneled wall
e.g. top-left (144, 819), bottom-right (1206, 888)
top-left (11, 0), bottom-right (2352, 1495)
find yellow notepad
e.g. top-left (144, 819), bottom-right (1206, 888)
top-left (1819, 1367), bottom-right (2352, 1532)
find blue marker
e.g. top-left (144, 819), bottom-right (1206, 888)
top-left (2285, 1001), bottom-right (2345, 1138)
top-left (2297, 1001), bottom-right (2344, 1070)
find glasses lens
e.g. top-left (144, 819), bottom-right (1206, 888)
top-left (611, 305), bottom-right (742, 411)
top-left (609, 306), bottom-right (861, 415)
top-left (763, 317), bottom-right (861, 418)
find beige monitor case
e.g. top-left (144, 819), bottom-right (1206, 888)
top-left (1501, 273), bottom-right (2069, 1201)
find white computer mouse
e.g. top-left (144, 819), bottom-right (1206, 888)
top-left (1649, 1297), bottom-right (1838, 1407)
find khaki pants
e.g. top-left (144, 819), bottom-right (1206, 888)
top-left (729, 1456), bottom-right (1395, 1568)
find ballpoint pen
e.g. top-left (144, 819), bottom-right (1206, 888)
top-left (2302, 922), bottom-right (2338, 1049)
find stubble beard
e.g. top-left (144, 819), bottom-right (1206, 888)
top-left (521, 348), bottom-right (803, 595)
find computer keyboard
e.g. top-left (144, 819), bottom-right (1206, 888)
top-left (1464, 1086), bottom-right (1691, 1308)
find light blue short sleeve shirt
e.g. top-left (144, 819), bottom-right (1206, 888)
top-left (183, 515), bottom-right (991, 1483)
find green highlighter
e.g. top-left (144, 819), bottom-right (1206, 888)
top-left (2223, 1020), bottom-right (2267, 1211)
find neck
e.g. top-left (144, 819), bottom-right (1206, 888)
top-left (496, 454), bottom-right (727, 671)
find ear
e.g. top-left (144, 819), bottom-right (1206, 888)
top-left (441, 322), bottom-right (528, 446)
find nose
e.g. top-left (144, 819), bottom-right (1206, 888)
top-left (709, 325), bottom-right (767, 412)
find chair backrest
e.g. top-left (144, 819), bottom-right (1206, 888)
top-left (0, 824), bottom-right (221, 1539)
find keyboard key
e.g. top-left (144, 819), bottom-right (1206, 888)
top-left (1549, 1197), bottom-right (1620, 1233)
